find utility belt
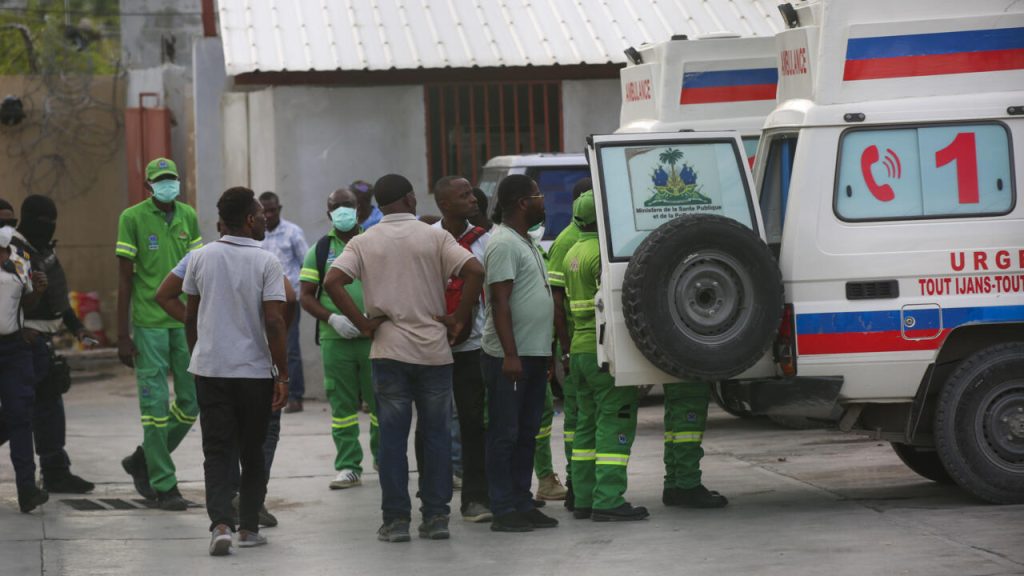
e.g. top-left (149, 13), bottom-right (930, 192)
top-left (29, 334), bottom-right (72, 399)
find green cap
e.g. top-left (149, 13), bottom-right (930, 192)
top-left (145, 157), bottom-right (178, 181)
top-left (572, 190), bottom-right (597, 227)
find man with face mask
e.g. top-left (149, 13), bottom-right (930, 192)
top-left (1, 195), bottom-right (95, 494)
top-left (115, 157), bottom-right (202, 511)
top-left (0, 199), bottom-right (49, 512)
top-left (299, 187), bottom-right (379, 490)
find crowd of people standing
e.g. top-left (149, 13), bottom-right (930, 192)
top-left (0, 155), bottom-right (727, 557)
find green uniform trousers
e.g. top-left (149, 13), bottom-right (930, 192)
top-left (663, 382), bottom-right (710, 489)
top-left (322, 338), bottom-right (378, 473)
top-left (133, 326), bottom-right (197, 493)
top-left (533, 345), bottom-right (578, 481)
top-left (571, 353), bottom-right (638, 510)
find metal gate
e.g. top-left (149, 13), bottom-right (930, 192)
top-left (425, 81), bottom-right (562, 186)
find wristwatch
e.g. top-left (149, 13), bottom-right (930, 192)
top-left (561, 353), bottom-right (570, 362)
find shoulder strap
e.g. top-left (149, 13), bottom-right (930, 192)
top-left (312, 234), bottom-right (332, 346)
top-left (458, 226), bottom-right (486, 251)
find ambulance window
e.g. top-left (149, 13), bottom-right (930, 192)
top-left (835, 123), bottom-right (1014, 221)
top-left (759, 135), bottom-right (798, 248)
top-left (528, 167), bottom-right (592, 240)
top-left (742, 137), bottom-right (760, 169)
top-left (597, 139), bottom-right (756, 261)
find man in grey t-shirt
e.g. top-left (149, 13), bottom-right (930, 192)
top-left (481, 175), bottom-right (556, 533)
top-left (183, 187), bottom-right (289, 556)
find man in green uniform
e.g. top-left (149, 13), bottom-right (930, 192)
top-left (565, 191), bottom-right (647, 522)
top-left (116, 157), bottom-right (202, 510)
top-left (538, 179), bottom-right (589, 507)
top-left (662, 383), bottom-right (728, 507)
top-left (299, 188), bottom-right (378, 490)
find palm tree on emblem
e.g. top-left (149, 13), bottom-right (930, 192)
top-left (659, 147), bottom-right (684, 176)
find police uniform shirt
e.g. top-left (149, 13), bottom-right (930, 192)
top-left (0, 247), bottom-right (33, 336)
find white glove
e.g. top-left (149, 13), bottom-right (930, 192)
top-left (328, 314), bottom-right (362, 339)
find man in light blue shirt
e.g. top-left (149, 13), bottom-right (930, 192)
top-left (259, 191), bottom-right (309, 412)
top-left (353, 180), bottom-right (383, 230)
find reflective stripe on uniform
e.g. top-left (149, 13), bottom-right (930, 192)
top-left (299, 267), bottom-right (320, 283)
top-left (115, 242), bottom-right (138, 258)
top-left (169, 402), bottom-right (196, 424)
top-left (564, 430), bottom-right (575, 442)
top-left (548, 270), bottom-right (566, 286)
top-left (141, 415), bottom-right (169, 428)
top-left (569, 299), bottom-right (595, 313)
top-left (369, 414), bottom-right (378, 427)
top-left (535, 425), bottom-right (552, 440)
top-left (595, 453), bottom-right (629, 466)
top-left (665, 431), bottom-right (703, 444)
top-left (331, 415), bottom-right (359, 429)
top-left (571, 449), bottom-right (596, 461)
top-left (189, 238), bottom-right (204, 251)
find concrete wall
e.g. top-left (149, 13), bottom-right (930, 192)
top-left (0, 75), bottom-right (125, 340)
top-left (192, 37), bottom-right (229, 243)
top-left (561, 78), bottom-right (623, 152)
top-left (120, 0), bottom-right (204, 73)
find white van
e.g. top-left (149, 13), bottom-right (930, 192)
top-left (596, 0), bottom-right (1024, 504)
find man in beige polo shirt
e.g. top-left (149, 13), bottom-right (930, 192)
top-left (323, 174), bottom-right (484, 544)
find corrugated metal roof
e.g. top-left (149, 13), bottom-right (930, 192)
top-left (218, 0), bottom-right (784, 76)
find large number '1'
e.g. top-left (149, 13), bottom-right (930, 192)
top-left (935, 132), bottom-right (979, 204)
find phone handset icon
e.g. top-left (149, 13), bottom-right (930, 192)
top-left (860, 145), bottom-right (895, 202)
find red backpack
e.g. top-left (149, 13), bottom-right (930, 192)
top-left (445, 226), bottom-right (487, 314)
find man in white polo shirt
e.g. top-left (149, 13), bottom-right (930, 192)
top-left (183, 187), bottom-right (289, 556)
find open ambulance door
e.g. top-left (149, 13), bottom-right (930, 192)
top-left (588, 131), bottom-right (783, 387)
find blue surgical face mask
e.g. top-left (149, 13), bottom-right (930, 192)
top-left (150, 180), bottom-right (180, 203)
top-left (331, 206), bottom-right (358, 232)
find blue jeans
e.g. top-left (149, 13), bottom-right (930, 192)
top-left (482, 353), bottom-right (549, 517)
top-left (372, 359), bottom-right (452, 522)
top-left (287, 307), bottom-right (305, 401)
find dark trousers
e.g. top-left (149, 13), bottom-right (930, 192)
top-left (286, 308), bottom-right (305, 401)
top-left (482, 353), bottom-right (549, 517)
top-left (227, 409), bottom-right (281, 492)
top-left (28, 334), bottom-right (71, 477)
top-left (0, 336), bottom-right (36, 490)
top-left (452, 349), bottom-right (488, 509)
top-left (372, 359), bottom-right (452, 522)
top-left (196, 376), bottom-right (273, 533)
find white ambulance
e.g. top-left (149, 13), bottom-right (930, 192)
top-left (593, 0), bottom-right (1024, 504)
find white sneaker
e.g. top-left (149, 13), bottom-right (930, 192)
top-left (238, 529), bottom-right (268, 548)
top-left (209, 524), bottom-right (233, 556)
top-left (330, 469), bottom-right (361, 490)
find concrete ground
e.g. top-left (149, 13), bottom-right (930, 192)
top-left (1, 368), bottom-right (1022, 576)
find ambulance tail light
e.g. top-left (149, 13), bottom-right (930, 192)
top-left (774, 304), bottom-right (797, 376)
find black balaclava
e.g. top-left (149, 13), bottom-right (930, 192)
top-left (18, 194), bottom-right (58, 249)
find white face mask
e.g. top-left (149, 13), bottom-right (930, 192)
top-left (0, 225), bottom-right (13, 249)
top-left (528, 224), bottom-right (545, 243)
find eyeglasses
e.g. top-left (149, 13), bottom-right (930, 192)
top-left (527, 194), bottom-right (544, 199)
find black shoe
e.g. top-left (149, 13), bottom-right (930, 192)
top-left (418, 515), bottom-right (451, 540)
top-left (591, 503), bottom-right (650, 522)
top-left (156, 486), bottom-right (188, 511)
top-left (43, 471), bottom-right (95, 494)
top-left (523, 507), bottom-right (558, 528)
top-left (490, 511), bottom-right (534, 532)
top-left (121, 446), bottom-right (156, 500)
top-left (377, 519), bottom-right (411, 543)
top-left (563, 481), bottom-right (575, 511)
top-left (18, 486), bottom-right (49, 513)
top-left (572, 507), bottom-right (592, 520)
top-left (531, 498), bottom-right (546, 508)
top-left (663, 485), bottom-right (729, 508)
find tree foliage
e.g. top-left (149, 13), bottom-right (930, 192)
top-left (0, 0), bottom-right (121, 75)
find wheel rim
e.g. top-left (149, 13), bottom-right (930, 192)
top-left (975, 377), bottom-right (1024, 473)
top-left (667, 250), bottom-right (752, 345)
